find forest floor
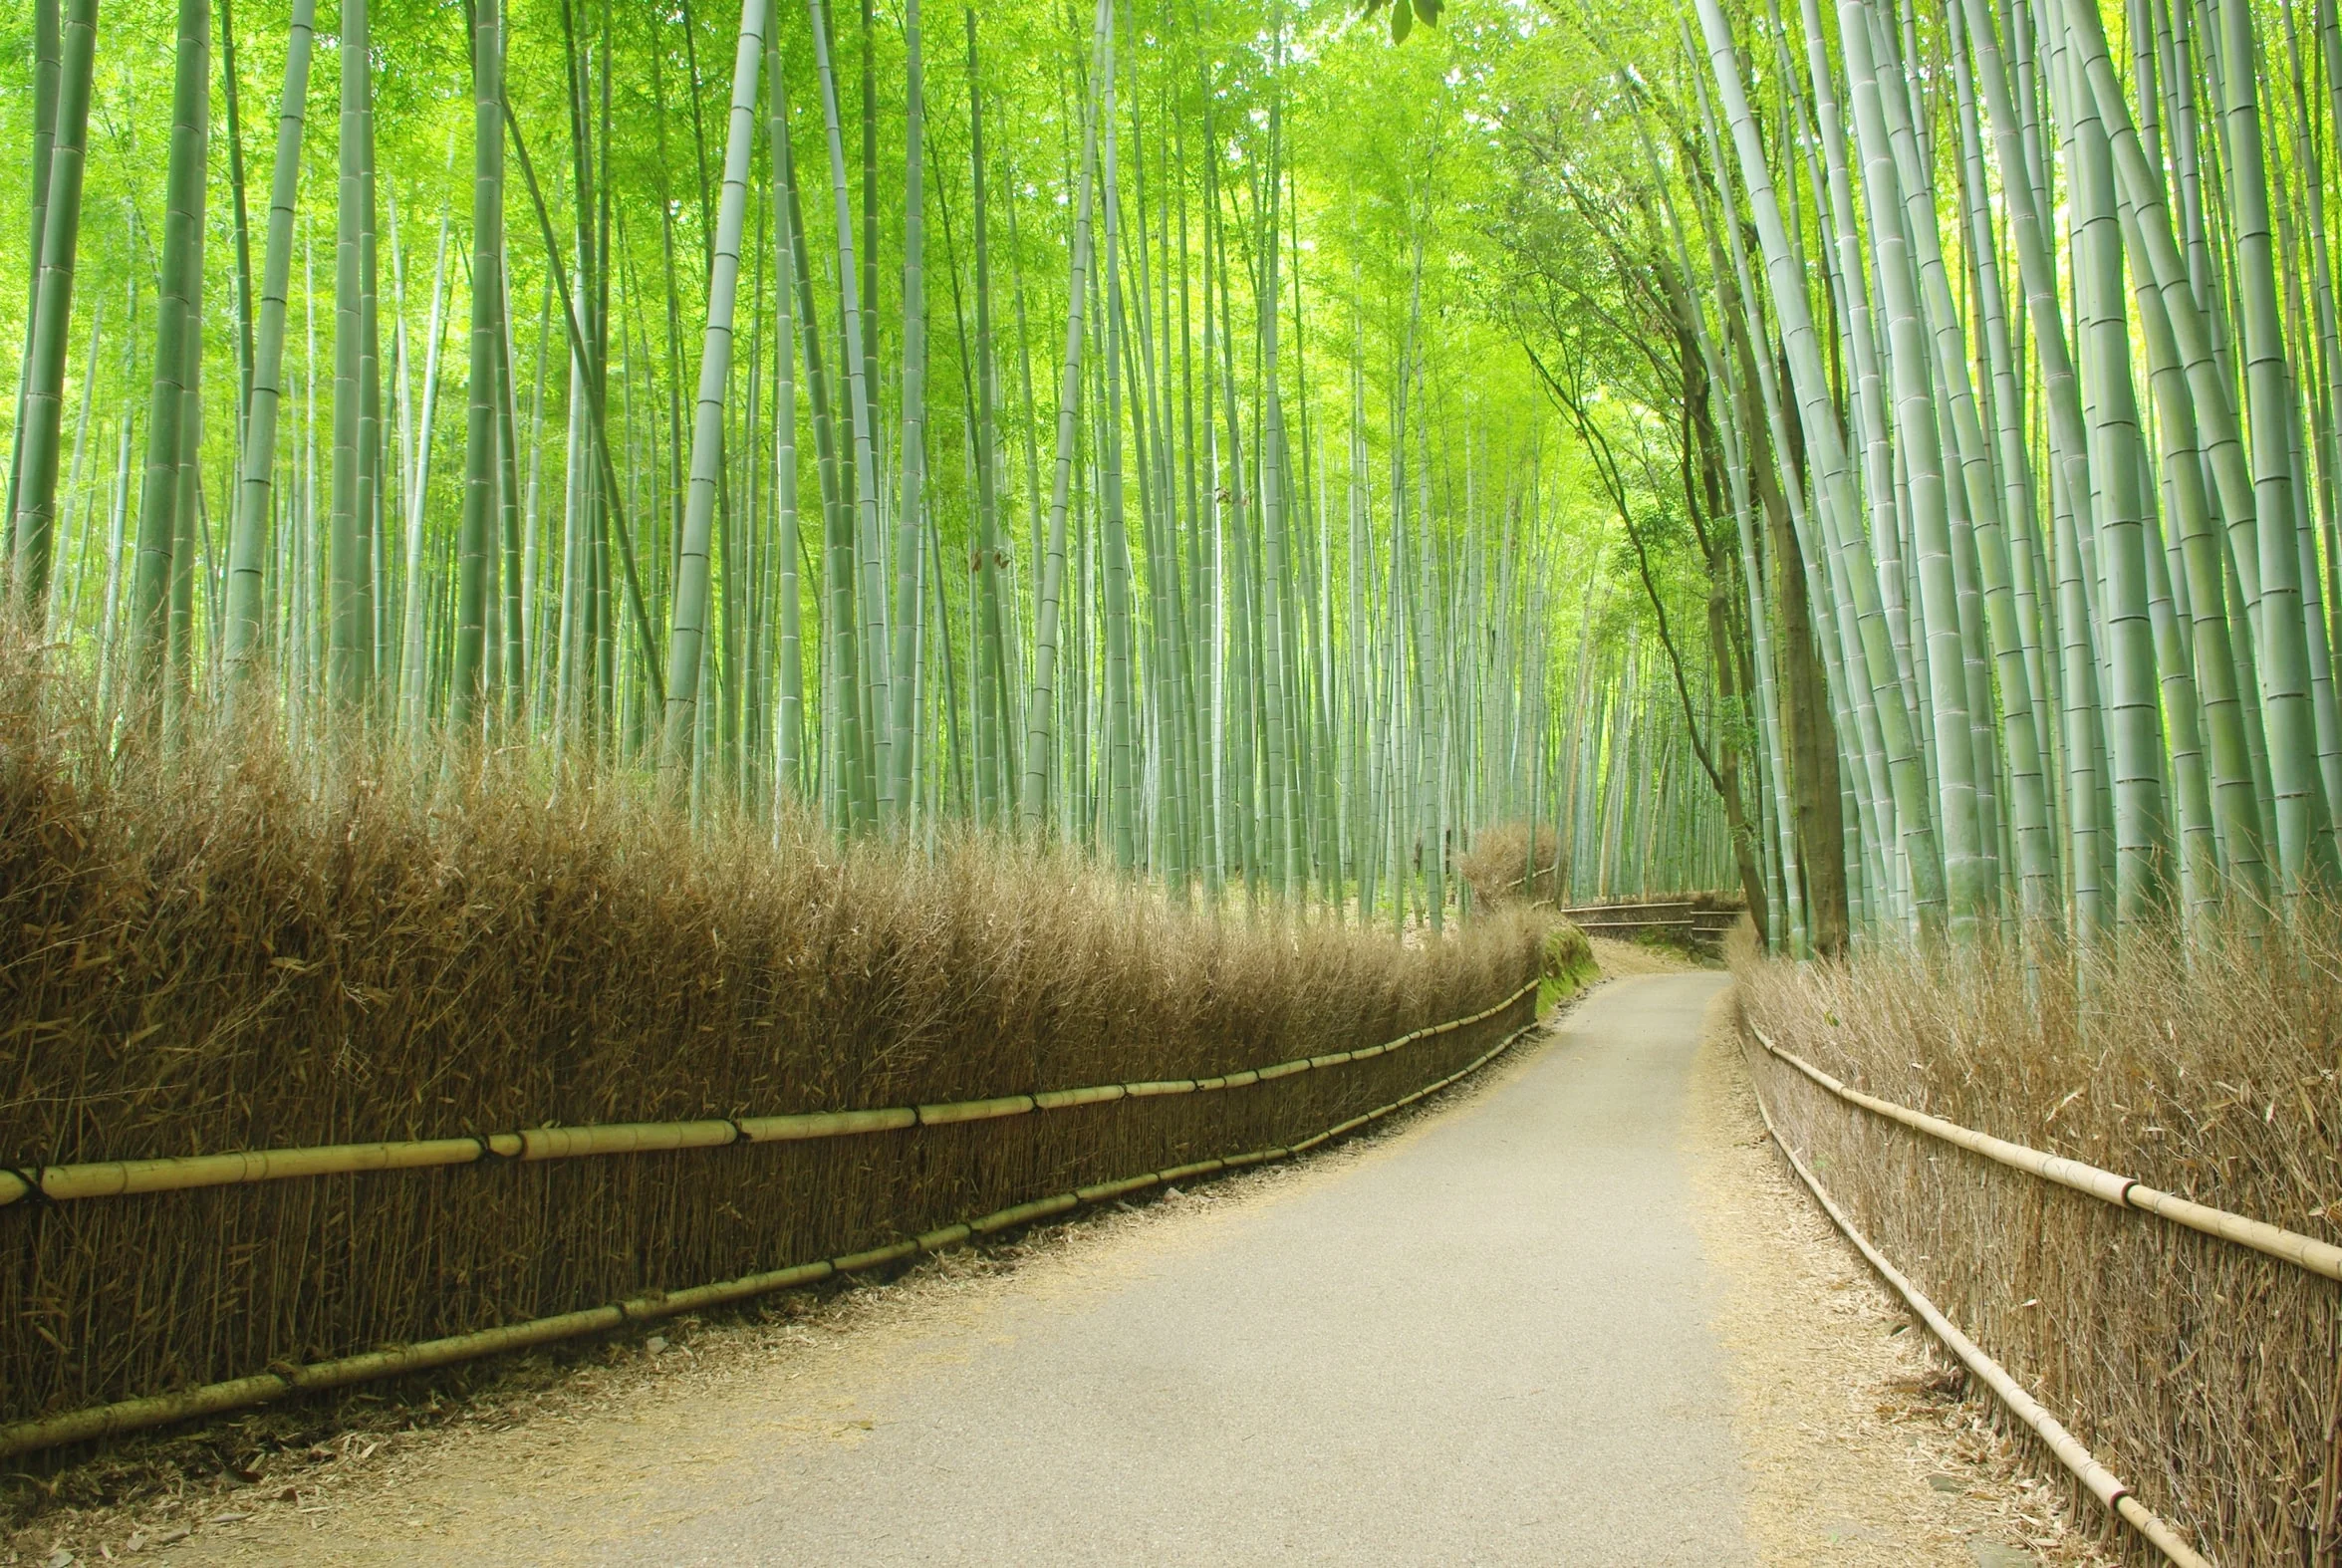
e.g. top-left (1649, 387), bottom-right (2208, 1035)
top-left (12, 968), bottom-right (2115, 1567)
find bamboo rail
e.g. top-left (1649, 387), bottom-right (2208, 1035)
top-left (1740, 1038), bottom-right (2215, 1568)
top-left (1541, 899), bottom-right (1739, 949)
top-left (0, 978), bottom-right (1540, 1209)
top-left (1746, 1023), bottom-right (2342, 1284)
top-left (0, 1006), bottom-right (1542, 1460)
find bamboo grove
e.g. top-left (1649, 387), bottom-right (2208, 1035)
top-left (1560, 0), bottom-right (2342, 950)
top-left (0, 0), bottom-right (1740, 924)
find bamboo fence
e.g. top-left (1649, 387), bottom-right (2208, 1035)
top-left (0, 1008), bottom-right (1545, 1461)
top-left (1741, 1053), bottom-right (2215, 1568)
top-left (0, 969), bottom-right (1544, 1456)
top-left (0, 979), bottom-right (1534, 1211)
top-left (1747, 1024), bottom-right (2342, 1284)
top-left (1738, 1007), bottom-right (2342, 1563)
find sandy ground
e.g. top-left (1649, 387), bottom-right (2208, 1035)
top-left (9, 967), bottom-right (2116, 1567)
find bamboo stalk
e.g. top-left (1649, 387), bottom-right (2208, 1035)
top-left (660, 0), bottom-right (770, 788)
top-left (452, 0), bottom-right (504, 731)
top-left (129, 0), bottom-right (211, 699)
top-left (6, 0), bottom-right (97, 611)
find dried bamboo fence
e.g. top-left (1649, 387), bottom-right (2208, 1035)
top-left (0, 979), bottom-right (1537, 1212)
top-left (0, 983), bottom-right (1544, 1459)
top-left (1738, 1011), bottom-right (2342, 1565)
top-left (1749, 1027), bottom-right (2342, 1283)
top-left (1743, 1029), bottom-right (2213, 1567)
top-left (1, 974), bottom-right (1543, 1456)
top-left (0, 720), bottom-right (1555, 1462)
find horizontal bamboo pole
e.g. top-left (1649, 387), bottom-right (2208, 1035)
top-left (0, 1001), bottom-right (1543, 1462)
top-left (1554, 901), bottom-right (1694, 918)
top-left (1748, 1024), bottom-right (2342, 1284)
top-left (1033, 1084), bottom-right (1125, 1111)
top-left (915, 1094), bottom-right (1037, 1127)
top-left (1740, 1041), bottom-right (2216, 1568)
top-left (737, 1107), bottom-right (918, 1141)
top-left (2118, 1184), bottom-right (2342, 1279)
top-left (510, 1121), bottom-right (743, 1160)
top-left (0, 977), bottom-right (1542, 1210)
top-left (12, 1138), bottom-right (511, 1202)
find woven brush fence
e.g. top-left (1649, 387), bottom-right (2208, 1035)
top-left (0, 692), bottom-right (1547, 1452)
top-left (1737, 931), bottom-right (2342, 1567)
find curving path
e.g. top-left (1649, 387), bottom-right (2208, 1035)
top-left (174, 972), bottom-right (1762, 1566)
top-left (142, 968), bottom-right (2101, 1565)
top-left (663, 971), bottom-right (1743, 1566)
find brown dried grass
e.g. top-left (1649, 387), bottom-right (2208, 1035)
top-left (0, 645), bottom-right (1545, 1447)
top-left (1457, 821), bottom-right (1567, 909)
top-left (1733, 916), bottom-right (2342, 1565)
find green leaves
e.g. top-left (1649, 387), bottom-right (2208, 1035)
top-left (1362, 0), bottom-right (1441, 45)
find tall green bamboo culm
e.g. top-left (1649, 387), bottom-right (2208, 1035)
top-left (222, 0), bottom-right (317, 691)
top-left (1020, 0), bottom-right (1112, 835)
top-left (129, 0), bottom-right (210, 702)
top-left (661, 0), bottom-right (768, 790)
top-left (7, 0), bottom-right (98, 614)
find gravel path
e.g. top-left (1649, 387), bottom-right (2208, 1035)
top-left (116, 972), bottom-right (2096, 1567)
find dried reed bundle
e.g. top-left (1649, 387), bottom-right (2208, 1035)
top-left (1458, 821), bottom-right (1569, 908)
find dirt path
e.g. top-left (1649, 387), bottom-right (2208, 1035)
top-left (51, 975), bottom-right (2109, 1566)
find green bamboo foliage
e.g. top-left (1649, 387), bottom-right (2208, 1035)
top-left (11, 0), bottom-right (1768, 929)
top-left (1696, 0), bottom-right (1950, 938)
top-left (1664, 0), bottom-right (2342, 950)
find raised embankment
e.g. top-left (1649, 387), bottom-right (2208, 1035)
top-left (0, 720), bottom-right (1558, 1457)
